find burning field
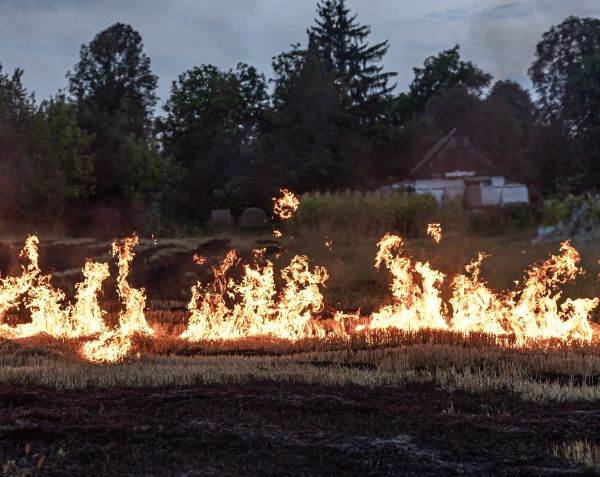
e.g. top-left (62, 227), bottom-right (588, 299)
top-left (1, 190), bottom-right (600, 475)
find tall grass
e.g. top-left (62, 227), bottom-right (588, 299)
top-left (552, 441), bottom-right (600, 469)
top-left (287, 190), bottom-right (541, 239)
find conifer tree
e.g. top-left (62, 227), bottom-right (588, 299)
top-left (309, 0), bottom-right (396, 124)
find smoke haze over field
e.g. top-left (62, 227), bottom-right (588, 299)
top-left (1, 0), bottom-right (599, 104)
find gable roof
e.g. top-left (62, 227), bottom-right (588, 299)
top-left (410, 128), bottom-right (507, 178)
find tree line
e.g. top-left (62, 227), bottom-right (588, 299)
top-left (0, 1), bottom-right (599, 233)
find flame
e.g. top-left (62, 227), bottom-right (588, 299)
top-left (81, 234), bottom-right (152, 363)
top-left (450, 253), bottom-right (507, 336)
top-left (427, 223), bottom-right (442, 243)
top-left (506, 242), bottom-right (597, 345)
top-left (369, 234), bottom-right (448, 332)
top-left (181, 250), bottom-right (238, 341)
top-left (273, 188), bottom-right (300, 220)
top-left (0, 236), bottom-right (109, 339)
top-left (67, 261), bottom-right (110, 336)
top-left (110, 234), bottom-right (152, 336)
top-left (182, 250), bottom-right (327, 341)
top-left (80, 329), bottom-right (133, 364)
top-left (0, 229), bottom-right (597, 364)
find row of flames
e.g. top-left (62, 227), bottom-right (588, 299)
top-left (0, 189), bottom-right (597, 363)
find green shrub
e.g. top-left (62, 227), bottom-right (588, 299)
top-left (543, 198), bottom-right (572, 226)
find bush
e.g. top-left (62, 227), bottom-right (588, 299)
top-left (542, 198), bottom-right (572, 226)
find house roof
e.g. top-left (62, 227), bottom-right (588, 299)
top-left (410, 128), bottom-right (508, 178)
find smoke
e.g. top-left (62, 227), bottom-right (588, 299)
top-left (465, 0), bottom-right (600, 87)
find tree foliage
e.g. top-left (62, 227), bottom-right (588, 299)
top-left (410, 45), bottom-right (492, 113)
top-left (309, 0), bottom-right (397, 125)
top-left (5, 8), bottom-right (600, 232)
top-left (161, 63), bottom-right (269, 218)
top-left (69, 23), bottom-right (163, 205)
top-left (0, 66), bottom-right (95, 223)
top-left (563, 54), bottom-right (600, 187)
top-left (529, 16), bottom-right (600, 120)
top-left (262, 37), bottom-right (355, 193)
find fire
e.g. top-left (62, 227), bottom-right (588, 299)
top-left (366, 236), bottom-right (597, 344)
top-left (182, 249), bottom-right (328, 341)
top-left (0, 219), bottom-right (598, 364)
top-left (449, 242), bottom-right (598, 344)
top-left (450, 253), bottom-right (507, 336)
top-left (111, 234), bottom-right (152, 336)
top-left (506, 242), bottom-right (597, 345)
top-left (273, 188), bottom-right (300, 220)
top-left (0, 236), bottom-right (109, 339)
top-left (369, 234), bottom-right (448, 332)
top-left (65, 261), bottom-right (110, 337)
top-left (427, 223), bottom-right (442, 243)
top-left (81, 234), bottom-right (152, 363)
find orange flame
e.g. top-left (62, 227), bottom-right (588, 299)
top-left (369, 234), bottom-right (448, 332)
top-left (0, 236), bottom-right (109, 339)
top-left (273, 188), bottom-right (300, 220)
top-left (0, 230), bottom-right (596, 364)
top-left (81, 234), bottom-right (152, 363)
top-left (182, 250), bottom-right (328, 341)
top-left (427, 223), bottom-right (442, 243)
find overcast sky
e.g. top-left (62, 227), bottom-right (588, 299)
top-left (1, 0), bottom-right (599, 106)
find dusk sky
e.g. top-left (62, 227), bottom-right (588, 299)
top-left (1, 0), bottom-right (600, 106)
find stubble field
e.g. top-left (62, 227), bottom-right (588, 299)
top-left (0, 229), bottom-right (599, 475)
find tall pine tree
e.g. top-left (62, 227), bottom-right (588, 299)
top-left (309, 0), bottom-right (396, 125)
top-left (262, 35), bottom-right (355, 192)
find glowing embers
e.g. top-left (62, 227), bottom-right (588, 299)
top-left (182, 249), bottom-right (328, 341)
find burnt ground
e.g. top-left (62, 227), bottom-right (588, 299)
top-left (0, 383), bottom-right (598, 476)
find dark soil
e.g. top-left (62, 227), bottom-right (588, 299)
top-left (0, 383), bottom-right (598, 476)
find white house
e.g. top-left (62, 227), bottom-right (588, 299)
top-left (390, 128), bottom-right (529, 207)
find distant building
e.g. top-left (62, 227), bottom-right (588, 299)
top-left (388, 128), bottom-right (529, 208)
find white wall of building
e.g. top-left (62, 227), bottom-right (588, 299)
top-left (501, 184), bottom-right (529, 205)
top-left (393, 175), bottom-right (529, 207)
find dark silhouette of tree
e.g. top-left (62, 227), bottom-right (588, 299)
top-left (0, 65), bottom-right (95, 223)
top-left (485, 81), bottom-right (536, 180)
top-left (422, 82), bottom-right (536, 181)
top-left (529, 16), bottom-right (600, 121)
top-left (262, 36), bottom-right (355, 192)
top-left (161, 63), bottom-right (268, 219)
top-left (309, 0), bottom-right (396, 125)
top-left (563, 54), bottom-right (600, 188)
top-left (410, 45), bottom-right (492, 113)
top-left (68, 23), bottom-right (164, 205)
